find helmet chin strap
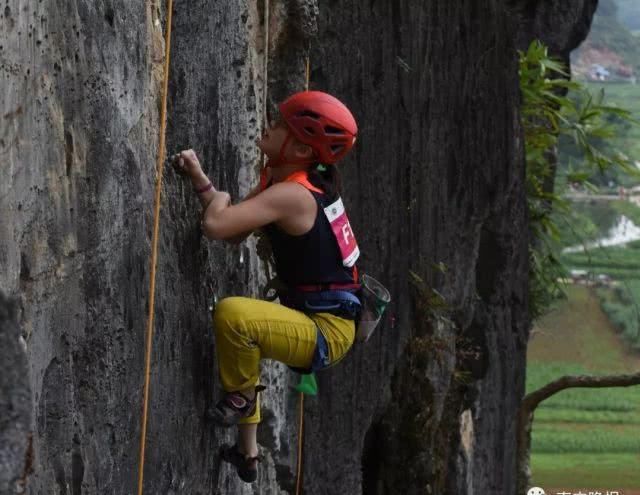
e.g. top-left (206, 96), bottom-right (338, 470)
top-left (273, 132), bottom-right (294, 168)
top-left (267, 131), bottom-right (315, 168)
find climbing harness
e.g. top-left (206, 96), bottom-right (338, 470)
top-left (137, 0), bottom-right (174, 493)
top-left (281, 289), bottom-right (361, 321)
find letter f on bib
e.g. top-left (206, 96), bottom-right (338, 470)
top-left (342, 223), bottom-right (353, 244)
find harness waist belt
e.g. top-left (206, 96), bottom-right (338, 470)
top-left (280, 289), bottom-right (361, 320)
top-left (296, 282), bottom-right (361, 292)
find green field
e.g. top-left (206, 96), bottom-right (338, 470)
top-left (561, 212), bottom-right (640, 351)
top-left (528, 285), bottom-right (640, 489)
top-left (533, 453), bottom-right (640, 489)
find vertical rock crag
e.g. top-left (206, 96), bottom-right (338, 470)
top-left (0, 1), bottom-right (597, 493)
top-left (0, 293), bottom-right (32, 494)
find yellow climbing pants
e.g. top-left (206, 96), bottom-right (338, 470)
top-left (213, 296), bottom-right (355, 424)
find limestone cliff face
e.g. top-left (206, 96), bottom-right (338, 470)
top-left (509, 0), bottom-right (599, 59)
top-left (0, 1), bottom-right (596, 494)
top-left (0, 294), bottom-right (31, 494)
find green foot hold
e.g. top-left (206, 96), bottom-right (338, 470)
top-left (295, 373), bottom-right (318, 396)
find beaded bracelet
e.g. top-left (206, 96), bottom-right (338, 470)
top-left (195, 182), bottom-right (214, 194)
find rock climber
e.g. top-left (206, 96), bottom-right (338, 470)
top-left (172, 91), bottom-right (361, 483)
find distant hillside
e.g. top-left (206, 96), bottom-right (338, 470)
top-left (572, 0), bottom-right (640, 80)
top-left (617, 0), bottom-right (640, 32)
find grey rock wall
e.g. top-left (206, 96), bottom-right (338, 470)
top-left (1, 0), bottom-right (597, 494)
top-left (310, 3), bottom-right (527, 494)
top-left (509, 0), bottom-right (599, 60)
top-left (0, 293), bottom-right (32, 494)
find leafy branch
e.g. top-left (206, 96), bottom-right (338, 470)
top-left (520, 40), bottom-right (640, 318)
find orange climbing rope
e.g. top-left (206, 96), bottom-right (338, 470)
top-left (135, 0), bottom-right (311, 489)
top-left (258, 3), bottom-right (309, 488)
top-left (263, 0), bottom-right (270, 131)
top-left (257, 0), bottom-right (270, 173)
top-left (296, 391), bottom-right (305, 494)
top-left (137, 0), bottom-right (174, 493)
top-left (294, 55), bottom-right (312, 495)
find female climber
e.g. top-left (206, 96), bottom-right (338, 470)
top-left (172, 91), bottom-right (361, 483)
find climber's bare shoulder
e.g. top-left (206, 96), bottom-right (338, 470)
top-left (202, 182), bottom-right (316, 241)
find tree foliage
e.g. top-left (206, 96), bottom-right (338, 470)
top-left (519, 40), bottom-right (639, 318)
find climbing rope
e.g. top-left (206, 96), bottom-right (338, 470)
top-left (255, 0), bottom-right (276, 277)
top-left (305, 56), bottom-right (310, 91)
top-left (255, 0), bottom-right (270, 175)
top-left (262, 0), bottom-right (270, 133)
top-left (137, 0), bottom-right (174, 493)
top-left (294, 55), bottom-right (312, 495)
top-left (255, 3), bottom-right (309, 486)
top-left (135, 0), bottom-right (312, 490)
top-left (296, 391), bottom-right (305, 494)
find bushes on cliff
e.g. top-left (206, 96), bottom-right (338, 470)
top-left (520, 40), bottom-right (638, 318)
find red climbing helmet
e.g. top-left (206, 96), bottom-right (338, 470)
top-left (279, 91), bottom-right (358, 164)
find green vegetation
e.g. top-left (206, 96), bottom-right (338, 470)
top-left (561, 83), bottom-right (640, 187)
top-left (555, 201), bottom-right (618, 248)
top-left (564, 248), bottom-right (640, 274)
top-left (520, 40), bottom-right (638, 318)
top-left (524, 10), bottom-right (640, 489)
top-left (534, 407), bottom-right (640, 424)
top-left (528, 285), bottom-right (640, 488)
top-left (533, 453), bottom-right (640, 488)
top-left (560, 198), bottom-right (640, 349)
top-left (599, 283), bottom-right (640, 350)
top-left (611, 198), bottom-right (640, 223)
top-left (534, 424), bottom-right (640, 453)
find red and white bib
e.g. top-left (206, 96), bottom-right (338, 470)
top-left (267, 169), bottom-right (361, 268)
top-left (322, 197), bottom-right (360, 267)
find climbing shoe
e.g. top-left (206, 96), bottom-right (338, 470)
top-left (210, 386), bottom-right (266, 427)
top-left (220, 444), bottom-right (261, 483)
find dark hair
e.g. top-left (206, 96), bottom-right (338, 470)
top-left (307, 164), bottom-right (342, 201)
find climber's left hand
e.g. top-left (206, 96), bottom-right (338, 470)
top-left (171, 149), bottom-right (204, 178)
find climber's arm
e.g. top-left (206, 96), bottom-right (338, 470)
top-left (223, 184), bottom-right (264, 244)
top-left (201, 182), bottom-right (307, 241)
top-left (172, 149), bottom-right (286, 242)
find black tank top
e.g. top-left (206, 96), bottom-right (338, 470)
top-left (264, 189), bottom-right (356, 288)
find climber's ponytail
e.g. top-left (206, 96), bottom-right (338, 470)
top-left (307, 164), bottom-right (342, 201)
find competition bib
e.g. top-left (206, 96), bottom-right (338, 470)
top-left (323, 197), bottom-right (360, 267)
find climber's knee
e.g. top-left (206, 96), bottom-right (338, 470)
top-left (213, 297), bottom-right (247, 333)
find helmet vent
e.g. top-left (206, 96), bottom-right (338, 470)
top-left (304, 126), bottom-right (316, 135)
top-left (298, 110), bottom-right (320, 120)
top-left (324, 125), bottom-right (345, 135)
top-left (330, 144), bottom-right (345, 154)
